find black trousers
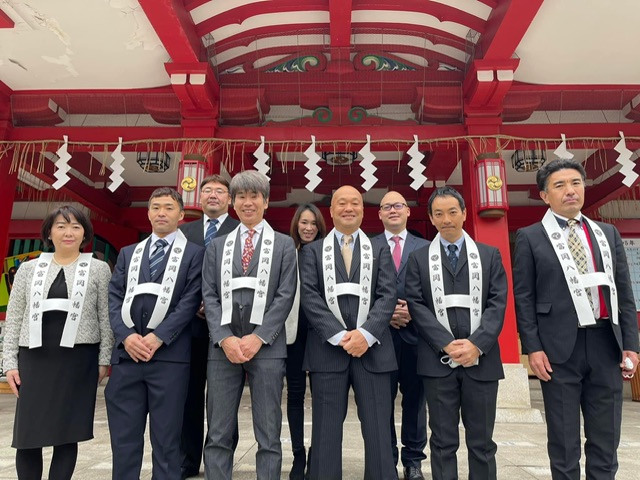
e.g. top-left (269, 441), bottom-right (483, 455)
top-left (424, 369), bottom-right (498, 480)
top-left (389, 330), bottom-right (427, 468)
top-left (541, 325), bottom-right (623, 480)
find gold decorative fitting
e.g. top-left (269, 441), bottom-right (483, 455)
top-left (486, 175), bottom-right (503, 191)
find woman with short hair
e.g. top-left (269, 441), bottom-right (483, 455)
top-left (2, 205), bottom-right (114, 480)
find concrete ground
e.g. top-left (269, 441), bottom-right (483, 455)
top-left (0, 380), bottom-right (639, 479)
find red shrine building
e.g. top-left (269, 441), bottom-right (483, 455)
top-left (1, 1), bottom-right (640, 374)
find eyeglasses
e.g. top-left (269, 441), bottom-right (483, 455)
top-left (201, 188), bottom-right (228, 196)
top-left (380, 202), bottom-right (407, 212)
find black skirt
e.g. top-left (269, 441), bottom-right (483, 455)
top-left (12, 269), bottom-right (100, 449)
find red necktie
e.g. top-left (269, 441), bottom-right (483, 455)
top-left (391, 236), bottom-right (402, 271)
top-left (242, 229), bottom-right (256, 273)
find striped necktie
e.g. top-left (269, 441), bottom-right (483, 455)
top-left (149, 238), bottom-right (168, 281)
top-left (205, 218), bottom-right (219, 247)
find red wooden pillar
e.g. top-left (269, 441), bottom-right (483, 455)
top-left (0, 87), bottom-right (16, 263)
top-left (460, 138), bottom-right (520, 364)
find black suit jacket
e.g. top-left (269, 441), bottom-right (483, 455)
top-left (405, 241), bottom-right (507, 381)
top-left (372, 232), bottom-right (430, 345)
top-left (108, 238), bottom-right (204, 364)
top-left (179, 215), bottom-right (240, 338)
top-left (513, 218), bottom-right (639, 364)
top-left (300, 234), bottom-right (398, 373)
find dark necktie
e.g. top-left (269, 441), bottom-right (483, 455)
top-left (242, 229), bottom-right (256, 273)
top-left (447, 244), bottom-right (458, 271)
top-left (205, 218), bottom-right (219, 247)
top-left (567, 218), bottom-right (594, 309)
top-left (149, 238), bottom-right (168, 280)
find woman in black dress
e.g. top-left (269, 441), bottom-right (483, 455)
top-left (286, 204), bottom-right (326, 480)
top-left (2, 206), bottom-right (113, 480)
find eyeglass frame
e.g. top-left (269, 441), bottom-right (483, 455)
top-left (380, 202), bottom-right (407, 212)
top-left (201, 187), bottom-right (229, 196)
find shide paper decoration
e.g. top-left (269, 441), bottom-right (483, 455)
top-left (108, 137), bottom-right (125, 192)
top-left (407, 134), bottom-right (428, 190)
top-left (304, 135), bottom-right (322, 192)
top-left (52, 135), bottom-right (72, 190)
top-left (359, 134), bottom-right (377, 191)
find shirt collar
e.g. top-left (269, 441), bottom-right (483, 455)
top-left (552, 211), bottom-right (583, 229)
top-left (439, 234), bottom-right (464, 252)
top-left (335, 229), bottom-right (359, 245)
top-left (384, 229), bottom-right (407, 242)
top-left (240, 220), bottom-right (264, 236)
top-left (150, 230), bottom-right (177, 247)
top-left (203, 212), bottom-right (229, 226)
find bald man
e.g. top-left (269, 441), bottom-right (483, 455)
top-left (300, 186), bottom-right (398, 480)
top-left (373, 191), bottom-right (429, 480)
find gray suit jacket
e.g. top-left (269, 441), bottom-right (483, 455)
top-left (202, 227), bottom-right (297, 360)
top-left (372, 232), bottom-right (430, 345)
top-left (180, 215), bottom-right (240, 338)
top-left (405, 241), bottom-right (507, 381)
top-left (300, 235), bottom-right (398, 373)
top-left (513, 219), bottom-right (639, 364)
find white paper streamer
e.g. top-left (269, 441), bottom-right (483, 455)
top-left (52, 135), bottom-right (72, 190)
top-left (304, 135), bottom-right (322, 192)
top-left (407, 135), bottom-right (427, 190)
top-left (108, 137), bottom-right (125, 192)
top-left (253, 135), bottom-right (270, 179)
top-left (359, 134), bottom-right (378, 191)
top-left (614, 131), bottom-right (639, 188)
top-left (553, 133), bottom-right (574, 160)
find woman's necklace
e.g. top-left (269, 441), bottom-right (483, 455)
top-left (52, 253), bottom-right (81, 266)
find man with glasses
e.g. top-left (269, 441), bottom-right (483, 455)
top-left (373, 191), bottom-right (429, 480)
top-left (178, 175), bottom-right (239, 479)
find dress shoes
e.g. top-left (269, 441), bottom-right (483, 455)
top-left (181, 468), bottom-right (199, 479)
top-left (404, 466), bottom-right (425, 480)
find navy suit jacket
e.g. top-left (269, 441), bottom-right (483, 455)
top-left (372, 232), bottom-right (430, 345)
top-left (179, 215), bottom-right (240, 338)
top-left (513, 218), bottom-right (639, 364)
top-left (300, 234), bottom-right (398, 373)
top-left (405, 241), bottom-right (507, 381)
top-left (108, 237), bottom-right (204, 364)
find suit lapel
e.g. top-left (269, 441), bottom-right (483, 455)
top-left (232, 230), bottom-right (244, 276)
top-left (440, 243), bottom-right (454, 276)
top-left (245, 235), bottom-right (262, 276)
top-left (349, 238), bottom-right (361, 281)
top-left (457, 242), bottom-right (468, 273)
top-left (398, 234), bottom-right (415, 276)
top-left (140, 241), bottom-right (152, 283)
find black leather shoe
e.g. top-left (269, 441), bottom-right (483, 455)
top-left (181, 468), bottom-right (199, 479)
top-left (404, 466), bottom-right (425, 480)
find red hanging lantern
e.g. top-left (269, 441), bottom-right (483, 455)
top-left (476, 154), bottom-right (508, 218)
top-left (177, 154), bottom-right (208, 218)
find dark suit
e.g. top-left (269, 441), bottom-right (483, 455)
top-left (106, 236), bottom-right (204, 480)
top-left (405, 241), bottom-right (507, 480)
top-left (178, 215), bottom-right (239, 476)
top-left (202, 226), bottom-right (297, 480)
top-left (300, 234), bottom-right (398, 480)
top-left (372, 232), bottom-right (429, 469)
top-left (513, 217), bottom-right (639, 480)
